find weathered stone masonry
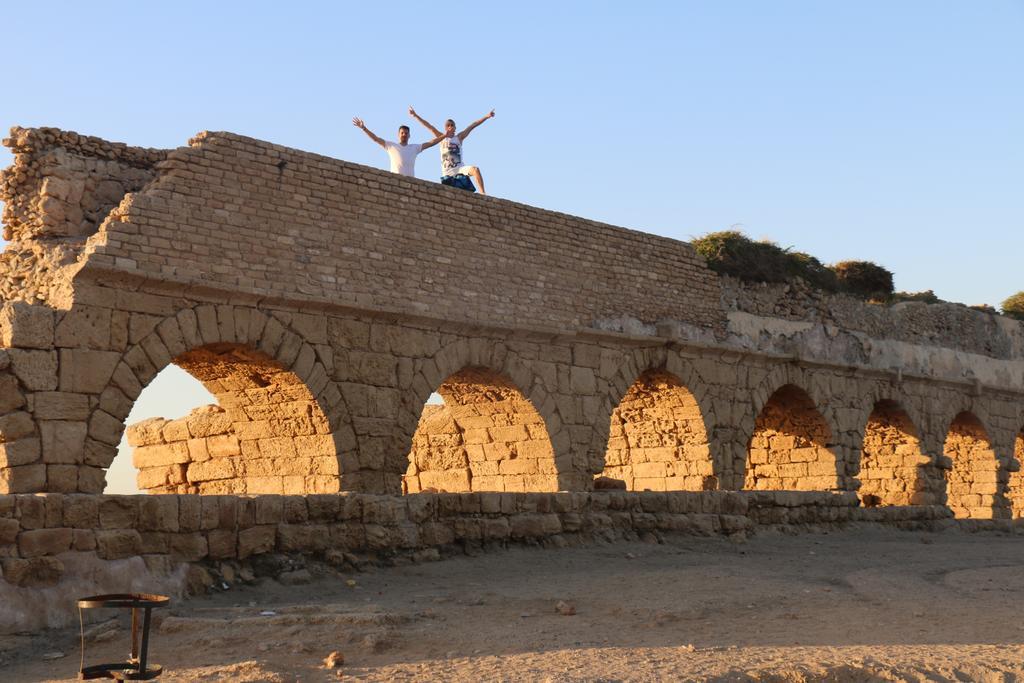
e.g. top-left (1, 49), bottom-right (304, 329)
top-left (0, 126), bottom-right (1022, 630)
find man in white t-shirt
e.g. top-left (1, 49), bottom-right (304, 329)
top-left (352, 117), bottom-right (443, 177)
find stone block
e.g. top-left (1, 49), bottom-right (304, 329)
top-left (33, 392), bottom-right (90, 421)
top-left (346, 351), bottom-right (398, 386)
top-left (9, 350), bottom-right (58, 391)
top-left (97, 387), bottom-right (131, 421)
top-left (255, 496), bottom-right (284, 524)
top-left (277, 524), bottom-right (329, 553)
top-left (0, 373), bottom-right (26, 414)
top-left (133, 442), bottom-right (189, 468)
top-left (178, 495), bottom-right (201, 531)
top-left (18, 527), bottom-right (73, 557)
top-left (161, 419), bottom-right (189, 443)
top-left (207, 529), bottom-right (237, 559)
top-left (63, 495), bottom-right (99, 528)
top-left (99, 497), bottom-right (139, 528)
top-left (58, 349), bottom-right (121, 393)
top-left (170, 532), bottom-right (208, 561)
top-left (186, 438), bottom-right (210, 462)
top-left (0, 411), bottom-right (36, 442)
top-left (96, 529), bottom-right (142, 560)
top-left (72, 529), bottom-right (96, 551)
top-left (110, 363), bottom-right (143, 400)
top-left (156, 317), bottom-right (187, 358)
top-left (0, 438), bottom-right (41, 468)
top-left (294, 433), bottom-right (336, 457)
top-left (40, 421), bottom-right (88, 463)
top-left (187, 459), bottom-right (235, 482)
top-left (0, 517), bottom-right (20, 544)
top-left (0, 302), bottom-right (54, 350)
top-left (55, 305), bottom-right (113, 349)
top-left (238, 525), bottom-right (276, 559)
top-left (139, 495), bottom-right (179, 532)
top-left (126, 417), bottom-right (168, 446)
top-left (46, 465), bottom-right (79, 492)
top-left (0, 464), bottom-right (46, 493)
top-left (137, 464), bottom-right (186, 490)
top-left (283, 496), bottom-right (308, 523)
top-left (1, 556), bottom-right (64, 587)
top-left (206, 434), bottom-right (240, 457)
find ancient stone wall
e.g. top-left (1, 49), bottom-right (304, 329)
top-left (0, 125), bottom-right (1023, 634)
top-left (128, 404), bottom-right (338, 495)
top-left (720, 276), bottom-right (1024, 360)
top-left (67, 131), bottom-right (724, 335)
top-left (0, 127), bottom-right (165, 305)
top-left (0, 489), bottom-right (957, 632)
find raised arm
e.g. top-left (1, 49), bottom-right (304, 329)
top-left (420, 132), bottom-right (446, 151)
top-left (458, 109), bottom-right (495, 141)
top-left (408, 106), bottom-right (443, 137)
top-left (352, 117), bottom-right (385, 148)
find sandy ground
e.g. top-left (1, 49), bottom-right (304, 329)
top-left (2, 526), bottom-right (1024, 682)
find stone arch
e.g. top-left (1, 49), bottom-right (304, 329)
top-left (85, 304), bottom-right (356, 494)
top-left (734, 365), bottom-right (846, 487)
top-left (942, 411), bottom-right (1007, 519)
top-left (403, 366), bottom-right (558, 493)
top-left (745, 383), bottom-right (839, 491)
top-left (392, 338), bottom-right (566, 491)
top-left (598, 367), bottom-right (714, 491)
top-left (586, 347), bottom-right (720, 482)
top-left (857, 399), bottom-right (939, 506)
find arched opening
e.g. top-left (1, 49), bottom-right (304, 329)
top-left (123, 343), bottom-right (340, 495)
top-left (942, 412), bottom-right (1002, 519)
top-left (1012, 430), bottom-right (1024, 518)
top-left (858, 400), bottom-right (936, 506)
top-left (403, 367), bottom-right (557, 493)
top-left (598, 369), bottom-right (714, 491)
top-left (105, 366), bottom-right (214, 494)
top-left (745, 384), bottom-right (837, 491)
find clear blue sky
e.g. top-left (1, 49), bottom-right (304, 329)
top-left (1, 2), bottom-right (1022, 491)
top-left (2, 1), bottom-right (1022, 306)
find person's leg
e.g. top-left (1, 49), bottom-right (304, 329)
top-left (467, 166), bottom-right (486, 195)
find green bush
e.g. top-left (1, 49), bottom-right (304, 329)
top-left (691, 231), bottom-right (839, 291)
top-left (1002, 291), bottom-right (1024, 320)
top-left (790, 252), bottom-right (839, 291)
top-left (691, 231), bottom-right (791, 284)
top-left (831, 260), bottom-right (894, 301)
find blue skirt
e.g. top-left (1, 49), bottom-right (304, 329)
top-left (441, 174), bottom-right (476, 192)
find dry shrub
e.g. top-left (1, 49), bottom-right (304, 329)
top-left (1002, 292), bottom-right (1024, 320)
top-left (692, 231), bottom-right (838, 291)
top-left (831, 261), bottom-right (894, 301)
top-left (891, 290), bottom-right (942, 304)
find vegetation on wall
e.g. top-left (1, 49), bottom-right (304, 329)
top-left (1002, 292), bottom-right (1024, 320)
top-left (691, 231), bottom-right (893, 301)
top-left (692, 231), bottom-right (1018, 320)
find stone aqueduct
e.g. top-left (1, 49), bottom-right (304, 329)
top-left (0, 127), bottom-right (1022, 628)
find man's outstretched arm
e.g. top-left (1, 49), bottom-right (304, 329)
top-left (352, 117), bottom-right (386, 148)
top-left (420, 132), bottom-right (446, 151)
top-left (408, 106), bottom-right (443, 137)
top-left (458, 109), bottom-right (495, 141)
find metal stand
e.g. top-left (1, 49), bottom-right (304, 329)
top-left (77, 593), bottom-right (170, 680)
